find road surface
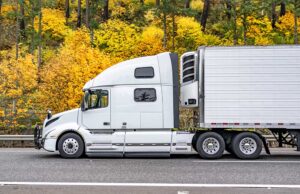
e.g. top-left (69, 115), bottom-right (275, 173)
top-left (0, 148), bottom-right (299, 193)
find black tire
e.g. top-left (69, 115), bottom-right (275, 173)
top-left (196, 132), bottom-right (225, 159)
top-left (231, 132), bottom-right (262, 159)
top-left (58, 133), bottom-right (84, 159)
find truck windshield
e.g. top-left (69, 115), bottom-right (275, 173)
top-left (84, 90), bottom-right (108, 109)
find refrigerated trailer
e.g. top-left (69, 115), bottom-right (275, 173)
top-left (34, 46), bottom-right (300, 159)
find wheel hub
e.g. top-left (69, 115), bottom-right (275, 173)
top-left (63, 138), bottom-right (79, 155)
top-left (239, 137), bottom-right (257, 155)
top-left (202, 137), bottom-right (220, 155)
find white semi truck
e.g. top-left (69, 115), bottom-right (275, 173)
top-left (34, 46), bottom-right (300, 159)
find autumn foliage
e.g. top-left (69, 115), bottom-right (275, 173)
top-left (0, 0), bottom-right (299, 133)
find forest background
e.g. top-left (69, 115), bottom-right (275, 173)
top-left (0, 0), bottom-right (299, 134)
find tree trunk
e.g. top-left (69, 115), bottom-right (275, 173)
top-left (233, 0), bottom-right (237, 45)
top-left (271, 1), bottom-right (276, 29)
top-left (294, 0), bottom-right (298, 44)
top-left (103, 0), bottom-right (109, 21)
top-left (65, 0), bottom-right (70, 23)
top-left (16, 0), bottom-right (19, 60)
top-left (20, 0), bottom-right (25, 38)
top-left (171, 0), bottom-right (176, 51)
top-left (30, 0), bottom-right (35, 54)
top-left (225, 0), bottom-right (232, 20)
top-left (242, 13), bottom-right (247, 45)
top-left (77, 0), bottom-right (81, 27)
top-left (85, 0), bottom-right (89, 28)
top-left (38, 0), bottom-right (42, 68)
top-left (280, 1), bottom-right (286, 16)
top-left (201, 0), bottom-right (210, 32)
top-left (156, 0), bottom-right (160, 6)
top-left (163, 10), bottom-right (167, 49)
top-left (0, 0), bottom-right (2, 15)
top-left (185, 0), bottom-right (190, 9)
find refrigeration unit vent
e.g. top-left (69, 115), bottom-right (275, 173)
top-left (181, 53), bottom-right (196, 84)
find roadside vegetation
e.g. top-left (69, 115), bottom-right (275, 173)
top-left (0, 0), bottom-right (299, 133)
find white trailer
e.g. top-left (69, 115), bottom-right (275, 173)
top-left (34, 45), bottom-right (300, 159)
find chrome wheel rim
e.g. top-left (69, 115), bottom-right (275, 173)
top-left (202, 137), bottom-right (220, 155)
top-left (62, 138), bottom-right (79, 155)
top-left (239, 137), bottom-right (257, 155)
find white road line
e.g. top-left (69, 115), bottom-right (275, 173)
top-left (192, 160), bottom-right (300, 163)
top-left (0, 182), bottom-right (300, 188)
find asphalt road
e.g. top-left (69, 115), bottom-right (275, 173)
top-left (0, 148), bottom-right (300, 194)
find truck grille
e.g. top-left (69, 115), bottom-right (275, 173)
top-left (181, 53), bottom-right (196, 83)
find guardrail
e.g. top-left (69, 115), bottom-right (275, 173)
top-left (0, 135), bottom-right (34, 141)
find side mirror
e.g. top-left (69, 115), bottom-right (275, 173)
top-left (47, 110), bottom-right (52, 119)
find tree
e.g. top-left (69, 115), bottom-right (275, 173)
top-left (20, 0), bottom-right (25, 38)
top-left (77, 0), bottom-right (81, 27)
top-left (201, 0), bottom-right (210, 32)
top-left (65, 0), bottom-right (70, 23)
top-left (240, 0), bottom-right (253, 45)
top-left (185, 0), bottom-right (190, 9)
top-left (225, 0), bottom-right (232, 20)
top-left (0, 0), bottom-right (2, 15)
top-left (271, 1), bottom-right (277, 28)
top-left (293, 0), bottom-right (299, 44)
top-left (280, 1), bottom-right (286, 16)
top-left (38, 0), bottom-right (42, 68)
top-left (85, 0), bottom-right (89, 28)
top-left (103, 0), bottom-right (109, 21)
top-left (156, 0), bottom-right (160, 6)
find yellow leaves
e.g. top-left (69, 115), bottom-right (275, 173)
top-left (94, 20), bottom-right (140, 60)
top-left (34, 8), bottom-right (70, 41)
top-left (38, 28), bottom-right (114, 112)
top-left (138, 26), bottom-right (165, 56)
top-left (0, 49), bottom-right (38, 99)
top-left (175, 16), bottom-right (220, 54)
top-left (276, 12), bottom-right (300, 36)
top-left (245, 16), bottom-right (274, 45)
top-left (190, 0), bottom-right (204, 12)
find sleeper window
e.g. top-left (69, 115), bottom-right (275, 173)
top-left (134, 67), bottom-right (154, 78)
top-left (134, 88), bottom-right (156, 102)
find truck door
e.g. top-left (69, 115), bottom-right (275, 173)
top-left (81, 88), bottom-right (125, 155)
top-left (82, 88), bottom-right (111, 129)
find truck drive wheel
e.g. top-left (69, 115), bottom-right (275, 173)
top-left (232, 132), bottom-right (262, 159)
top-left (58, 133), bottom-right (84, 159)
top-left (196, 132), bottom-right (225, 159)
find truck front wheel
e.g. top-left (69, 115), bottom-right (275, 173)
top-left (196, 132), bottom-right (225, 159)
top-left (58, 133), bottom-right (84, 159)
top-left (231, 132), bottom-right (262, 159)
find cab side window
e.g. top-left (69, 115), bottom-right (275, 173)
top-left (134, 88), bottom-right (156, 102)
top-left (88, 90), bottom-right (109, 109)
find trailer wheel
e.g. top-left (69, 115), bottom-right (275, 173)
top-left (58, 133), bottom-right (84, 159)
top-left (232, 132), bottom-right (262, 159)
top-left (196, 132), bottom-right (225, 159)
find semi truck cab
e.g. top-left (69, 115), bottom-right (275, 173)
top-left (35, 52), bottom-right (194, 158)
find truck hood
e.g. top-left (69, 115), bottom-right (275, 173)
top-left (43, 108), bottom-right (79, 137)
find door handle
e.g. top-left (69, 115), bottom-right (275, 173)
top-left (103, 122), bottom-right (110, 126)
